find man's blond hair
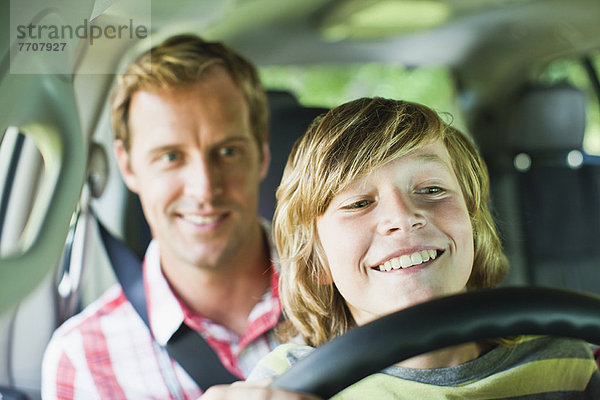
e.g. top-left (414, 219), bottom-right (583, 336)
top-left (274, 97), bottom-right (509, 347)
top-left (110, 34), bottom-right (268, 153)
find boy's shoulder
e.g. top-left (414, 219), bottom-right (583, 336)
top-left (509, 335), bottom-right (596, 361)
top-left (248, 342), bottom-right (314, 380)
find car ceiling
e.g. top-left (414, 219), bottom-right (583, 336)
top-left (68, 0), bottom-right (600, 124)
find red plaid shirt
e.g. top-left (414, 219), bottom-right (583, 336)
top-left (42, 238), bottom-right (282, 400)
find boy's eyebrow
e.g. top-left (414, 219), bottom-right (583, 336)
top-left (413, 152), bottom-right (451, 168)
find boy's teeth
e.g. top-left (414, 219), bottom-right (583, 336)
top-left (377, 250), bottom-right (438, 271)
top-left (400, 255), bottom-right (412, 268)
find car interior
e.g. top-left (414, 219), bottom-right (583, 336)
top-left (1, 0), bottom-right (600, 398)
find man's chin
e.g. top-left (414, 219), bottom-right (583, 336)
top-left (184, 239), bottom-right (245, 270)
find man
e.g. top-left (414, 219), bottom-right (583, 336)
top-left (42, 34), bottom-right (281, 399)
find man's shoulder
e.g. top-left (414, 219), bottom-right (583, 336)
top-left (50, 284), bottom-right (136, 341)
top-left (43, 283), bottom-right (148, 380)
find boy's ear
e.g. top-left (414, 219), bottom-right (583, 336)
top-left (113, 140), bottom-right (139, 193)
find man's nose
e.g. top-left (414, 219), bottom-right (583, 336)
top-left (376, 191), bottom-right (426, 235)
top-left (184, 156), bottom-right (222, 201)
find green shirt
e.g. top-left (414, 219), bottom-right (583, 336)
top-left (249, 336), bottom-right (600, 399)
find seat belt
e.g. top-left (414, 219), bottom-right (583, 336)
top-left (95, 217), bottom-right (239, 389)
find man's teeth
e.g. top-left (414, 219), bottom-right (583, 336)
top-left (182, 214), bottom-right (220, 224)
top-left (377, 250), bottom-right (437, 271)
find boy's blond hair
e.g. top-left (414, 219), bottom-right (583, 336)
top-left (274, 97), bottom-right (508, 347)
top-left (110, 34), bottom-right (269, 154)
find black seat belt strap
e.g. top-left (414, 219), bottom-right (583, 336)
top-left (96, 218), bottom-right (149, 325)
top-left (168, 324), bottom-right (238, 386)
top-left (95, 216), bottom-right (239, 388)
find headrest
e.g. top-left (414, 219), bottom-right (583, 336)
top-left (507, 83), bottom-right (586, 152)
top-left (267, 90), bottom-right (304, 112)
top-left (259, 90), bottom-right (328, 220)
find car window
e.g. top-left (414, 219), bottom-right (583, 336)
top-left (0, 127), bottom-right (45, 257)
top-left (261, 63), bottom-right (467, 132)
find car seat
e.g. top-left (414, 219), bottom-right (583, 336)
top-left (259, 90), bottom-right (328, 221)
top-left (480, 83), bottom-right (600, 294)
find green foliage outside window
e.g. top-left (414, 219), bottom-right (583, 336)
top-left (260, 63), bottom-right (466, 133)
top-left (261, 56), bottom-right (600, 155)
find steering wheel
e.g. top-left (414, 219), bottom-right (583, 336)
top-left (271, 287), bottom-right (600, 398)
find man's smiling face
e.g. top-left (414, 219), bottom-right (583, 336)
top-left (116, 66), bottom-right (269, 272)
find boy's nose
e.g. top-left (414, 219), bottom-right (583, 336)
top-left (377, 192), bottom-right (426, 235)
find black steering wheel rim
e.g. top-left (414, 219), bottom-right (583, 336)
top-left (271, 287), bottom-right (600, 398)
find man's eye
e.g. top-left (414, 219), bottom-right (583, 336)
top-left (219, 147), bottom-right (238, 157)
top-left (160, 152), bottom-right (180, 162)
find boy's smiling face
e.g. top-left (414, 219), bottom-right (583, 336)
top-left (316, 140), bottom-right (474, 326)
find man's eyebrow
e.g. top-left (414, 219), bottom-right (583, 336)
top-left (147, 143), bottom-right (179, 155)
top-left (147, 136), bottom-right (252, 154)
top-left (214, 136), bottom-right (252, 146)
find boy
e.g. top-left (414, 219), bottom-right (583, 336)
top-left (202, 97), bottom-right (600, 399)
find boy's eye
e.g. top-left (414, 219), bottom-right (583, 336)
top-left (417, 186), bottom-right (444, 194)
top-left (343, 199), bottom-right (373, 209)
